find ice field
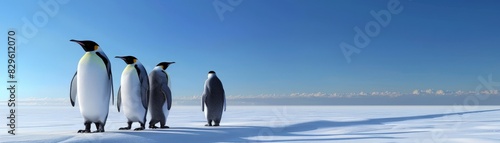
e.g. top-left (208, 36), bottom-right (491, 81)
top-left (2, 105), bottom-right (500, 143)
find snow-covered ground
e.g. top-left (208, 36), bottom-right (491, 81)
top-left (1, 105), bottom-right (500, 143)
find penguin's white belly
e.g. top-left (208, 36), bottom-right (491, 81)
top-left (77, 53), bottom-right (110, 122)
top-left (204, 103), bottom-right (208, 119)
top-left (121, 67), bottom-right (146, 122)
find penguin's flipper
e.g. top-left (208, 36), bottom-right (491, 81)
top-left (136, 64), bottom-right (149, 110)
top-left (96, 51), bottom-right (114, 105)
top-left (161, 83), bottom-right (172, 110)
top-left (201, 82), bottom-right (208, 112)
top-left (222, 84), bottom-right (226, 111)
top-left (167, 88), bottom-right (172, 110)
top-left (140, 81), bottom-right (149, 110)
top-left (201, 95), bottom-right (205, 112)
top-left (223, 92), bottom-right (226, 112)
top-left (70, 72), bottom-right (78, 107)
top-left (110, 68), bottom-right (114, 105)
top-left (117, 86), bottom-right (121, 112)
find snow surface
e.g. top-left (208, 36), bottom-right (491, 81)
top-left (2, 106), bottom-right (500, 143)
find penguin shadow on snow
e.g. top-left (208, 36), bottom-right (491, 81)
top-left (115, 108), bottom-right (500, 142)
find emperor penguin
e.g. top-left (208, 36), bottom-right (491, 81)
top-left (69, 39), bottom-right (114, 133)
top-left (148, 62), bottom-right (175, 128)
top-left (202, 71), bottom-right (226, 126)
top-left (115, 56), bottom-right (149, 131)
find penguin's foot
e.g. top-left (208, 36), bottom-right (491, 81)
top-left (77, 129), bottom-right (91, 133)
top-left (93, 129), bottom-right (105, 133)
top-left (79, 122), bottom-right (92, 133)
top-left (213, 124), bottom-right (220, 126)
top-left (119, 127), bottom-right (131, 130)
top-left (134, 127), bottom-right (145, 131)
top-left (205, 124), bottom-right (212, 126)
top-left (160, 125), bottom-right (169, 129)
top-left (149, 125), bottom-right (159, 129)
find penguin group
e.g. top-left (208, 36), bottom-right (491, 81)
top-left (69, 40), bottom-right (226, 133)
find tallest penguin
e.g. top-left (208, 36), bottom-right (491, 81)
top-left (69, 39), bottom-right (114, 133)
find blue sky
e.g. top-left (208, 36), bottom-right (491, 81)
top-left (1, 0), bottom-right (500, 100)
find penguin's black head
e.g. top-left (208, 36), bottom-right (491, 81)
top-left (157, 62), bottom-right (175, 70)
top-left (115, 56), bottom-right (137, 64)
top-left (70, 39), bottom-right (99, 52)
top-left (208, 71), bottom-right (216, 74)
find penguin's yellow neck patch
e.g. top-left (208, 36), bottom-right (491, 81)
top-left (82, 52), bottom-right (93, 59)
top-left (133, 59), bottom-right (137, 64)
top-left (123, 65), bottom-right (138, 75)
top-left (94, 45), bottom-right (99, 51)
top-left (125, 65), bottom-right (135, 72)
top-left (80, 52), bottom-right (104, 68)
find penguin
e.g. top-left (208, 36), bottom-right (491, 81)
top-left (115, 56), bottom-right (149, 131)
top-left (69, 39), bottom-right (113, 133)
top-left (148, 62), bottom-right (175, 128)
top-left (202, 71), bottom-right (226, 126)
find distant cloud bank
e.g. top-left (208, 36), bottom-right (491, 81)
top-left (11, 89), bottom-right (500, 106)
